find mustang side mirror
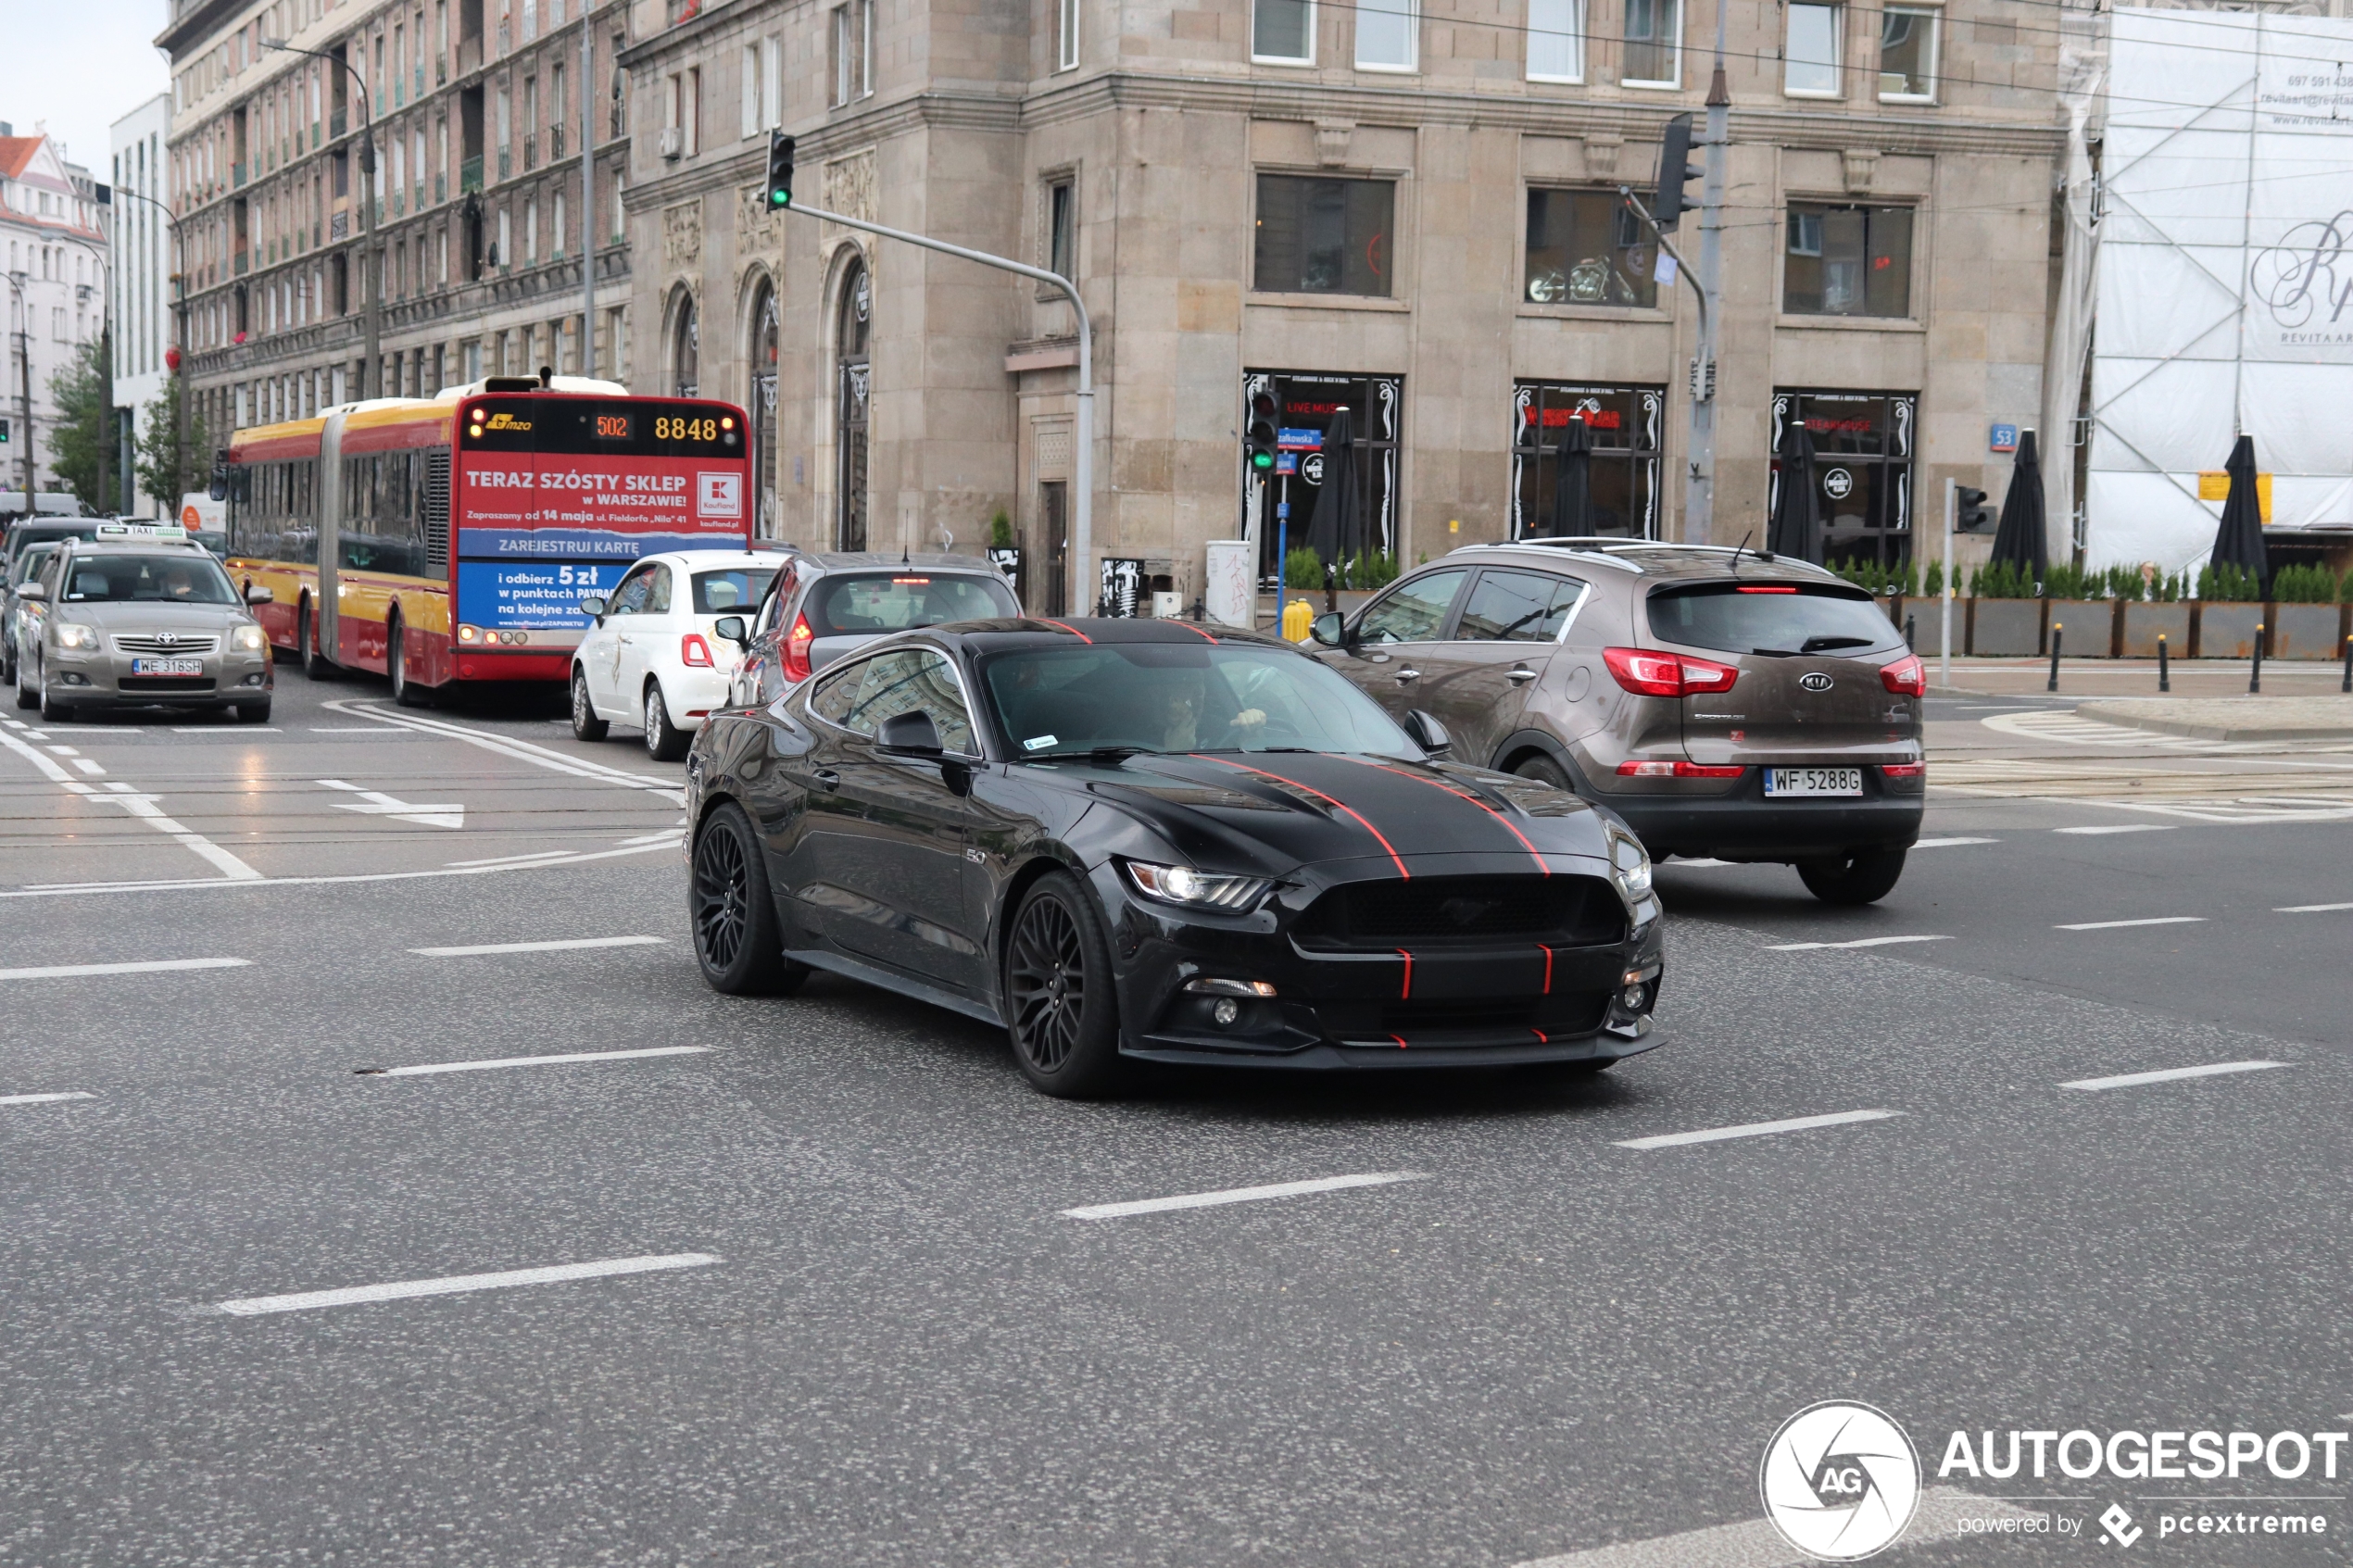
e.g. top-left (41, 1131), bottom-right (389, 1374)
top-left (1310, 610), bottom-right (1347, 647)
top-left (245, 583), bottom-right (275, 605)
top-left (875, 709), bottom-right (944, 758)
top-left (1403, 709), bottom-right (1452, 755)
top-left (578, 594), bottom-right (607, 619)
top-left (712, 614), bottom-right (748, 646)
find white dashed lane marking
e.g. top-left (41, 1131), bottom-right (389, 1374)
top-left (2056, 824), bottom-right (2177, 835)
top-left (2056, 916), bottom-right (2205, 931)
top-left (1511, 1486), bottom-right (2036, 1568)
top-left (1063, 1173), bottom-right (1428, 1221)
top-left (409, 935), bottom-right (665, 957)
top-left (1614, 1110), bottom-right (1902, 1151)
top-left (210, 1253), bottom-right (724, 1317)
top-left (2061, 1060), bottom-right (2287, 1092)
top-left (2277, 902), bottom-right (2353, 912)
top-left (363, 1046), bottom-right (711, 1077)
top-left (1, 1092), bottom-right (96, 1107)
top-left (1766, 935), bottom-right (1951, 951)
top-left (0, 958), bottom-right (251, 982)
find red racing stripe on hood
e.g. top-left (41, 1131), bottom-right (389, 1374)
top-left (1338, 756), bottom-right (1550, 876)
top-left (1190, 755), bottom-right (1410, 879)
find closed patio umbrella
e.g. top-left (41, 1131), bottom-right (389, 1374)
top-left (2210, 433), bottom-right (2269, 595)
top-left (1988, 429), bottom-right (2047, 585)
top-left (1767, 419), bottom-right (1820, 562)
top-left (1306, 408), bottom-right (1357, 566)
top-left (1550, 415), bottom-right (1594, 538)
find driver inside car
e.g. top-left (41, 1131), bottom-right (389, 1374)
top-left (1151, 669), bottom-right (1266, 751)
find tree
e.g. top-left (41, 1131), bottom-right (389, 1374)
top-left (133, 374), bottom-right (210, 516)
top-left (45, 332), bottom-right (117, 511)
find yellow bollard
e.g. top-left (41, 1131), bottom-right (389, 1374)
top-left (1282, 597), bottom-right (1315, 644)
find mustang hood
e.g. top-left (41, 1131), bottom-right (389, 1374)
top-left (1047, 750), bottom-right (1614, 877)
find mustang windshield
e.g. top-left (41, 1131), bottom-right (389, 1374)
top-left (981, 642), bottom-right (1421, 760)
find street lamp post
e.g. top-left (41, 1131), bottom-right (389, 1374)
top-left (4, 271), bottom-right (31, 502)
top-left (263, 38), bottom-right (378, 401)
top-left (111, 185), bottom-right (188, 514)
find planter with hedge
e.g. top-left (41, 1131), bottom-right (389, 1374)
top-left (2266, 564), bottom-right (2352, 659)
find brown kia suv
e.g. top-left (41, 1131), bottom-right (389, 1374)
top-left (1309, 539), bottom-right (1925, 903)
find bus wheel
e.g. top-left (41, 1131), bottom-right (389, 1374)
top-left (389, 620), bottom-right (431, 708)
top-left (299, 600), bottom-right (335, 682)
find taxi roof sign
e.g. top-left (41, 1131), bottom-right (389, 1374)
top-left (94, 521), bottom-right (190, 539)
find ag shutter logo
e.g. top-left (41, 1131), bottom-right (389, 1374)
top-left (1761, 1401), bottom-right (1922, 1561)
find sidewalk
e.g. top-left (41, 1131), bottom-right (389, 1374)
top-left (1929, 656), bottom-right (2349, 699)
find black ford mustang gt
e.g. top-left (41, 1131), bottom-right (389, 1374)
top-left (682, 617), bottom-right (1665, 1097)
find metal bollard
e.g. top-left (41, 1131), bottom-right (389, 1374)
top-left (2250, 622), bottom-right (2264, 695)
top-left (2047, 622), bottom-right (2063, 692)
top-left (2158, 633), bottom-right (2170, 693)
top-left (1905, 613), bottom-right (1916, 649)
top-left (2343, 633), bottom-right (2351, 695)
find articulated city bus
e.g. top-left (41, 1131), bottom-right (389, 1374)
top-left (221, 377), bottom-right (756, 700)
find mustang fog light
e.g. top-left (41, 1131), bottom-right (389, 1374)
top-left (1622, 984), bottom-right (1646, 1010)
top-left (1213, 998), bottom-right (1240, 1026)
top-left (1183, 977), bottom-right (1278, 997)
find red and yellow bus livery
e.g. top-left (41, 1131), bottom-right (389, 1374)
top-left (222, 379), bottom-right (756, 698)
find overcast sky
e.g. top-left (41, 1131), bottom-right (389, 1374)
top-left (0, 5), bottom-right (171, 178)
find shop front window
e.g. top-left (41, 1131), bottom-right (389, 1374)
top-left (1511, 382), bottom-right (1664, 540)
top-left (1525, 189), bottom-right (1655, 307)
top-left (1770, 389), bottom-right (1918, 569)
top-left (1253, 174), bottom-right (1394, 296)
top-left (1242, 369), bottom-right (1402, 579)
top-left (1784, 203), bottom-right (1914, 317)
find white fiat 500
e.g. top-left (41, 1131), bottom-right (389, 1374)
top-left (571, 549), bottom-right (782, 759)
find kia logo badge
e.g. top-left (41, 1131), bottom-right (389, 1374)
top-left (1800, 672), bottom-right (1834, 693)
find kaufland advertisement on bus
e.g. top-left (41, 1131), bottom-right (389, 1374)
top-left (454, 398), bottom-right (753, 645)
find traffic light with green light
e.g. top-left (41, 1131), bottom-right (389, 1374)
top-left (766, 132), bottom-right (796, 210)
top-left (1247, 392), bottom-right (1278, 476)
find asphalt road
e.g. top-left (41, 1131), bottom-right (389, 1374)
top-left (1, 671), bottom-right (2347, 1566)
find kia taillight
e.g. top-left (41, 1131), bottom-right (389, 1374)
top-left (1604, 646), bottom-right (1741, 697)
top-left (1880, 653), bottom-right (1926, 696)
top-left (681, 633), bottom-right (714, 668)
top-left (1616, 760), bottom-right (1747, 779)
top-left (1880, 761), bottom-right (1926, 779)
top-left (783, 611), bottom-right (815, 683)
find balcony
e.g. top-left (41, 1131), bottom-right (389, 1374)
top-left (550, 125), bottom-right (564, 159)
top-left (460, 156), bottom-right (483, 194)
top-left (233, 161), bottom-right (247, 187)
top-left (332, 109), bottom-right (346, 139)
top-left (233, 251), bottom-right (248, 275)
top-left (497, 149), bottom-right (511, 181)
top-left (523, 133), bottom-right (537, 170)
top-left (435, 172), bottom-right (447, 205)
top-left (331, 210), bottom-right (348, 240)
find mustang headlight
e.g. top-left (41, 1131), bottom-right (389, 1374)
top-left (1124, 859), bottom-right (1272, 912)
top-left (1607, 829), bottom-right (1654, 899)
top-left (231, 622), bottom-right (267, 652)
top-left (55, 622), bottom-right (100, 651)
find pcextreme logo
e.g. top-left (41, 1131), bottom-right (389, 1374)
top-left (1761, 1401), bottom-right (1923, 1561)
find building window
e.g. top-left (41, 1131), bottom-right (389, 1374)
top-left (1784, 203), bottom-right (1913, 317)
top-left (1242, 370), bottom-right (1403, 574)
top-left (742, 44), bottom-right (763, 138)
top-left (1784, 1), bottom-right (1842, 95)
top-left (1057, 0), bottom-right (1079, 70)
top-left (1879, 6), bottom-right (1938, 100)
top-left (1525, 189), bottom-right (1655, 307)
top-left (1526, 0), bottom-right (1582, 82)
top-left (1512, 383), bottom-right (1665, 540)
top-left (833, 7), bottom-right (854, 105)
top-left (1047, 178), bottom-right (1076, 278)
top-left (1621, 0), bottom-right (1680, 86)
top-left (1771, 390), bottom-right (1918, 569)
top-left (1253, 174), bottom-right (1394, 296)
top-left (1355, 0), bottom-right (1416, 70)
top-left (762, 38), bottom-right (784, 127)
top-left (1253, 0), bottom-right (1312, 62)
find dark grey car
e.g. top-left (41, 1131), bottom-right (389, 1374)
top-left (1309, 539), bottom-right (1925, 903)
top-left (722, 552), bottom-right (1021, 708)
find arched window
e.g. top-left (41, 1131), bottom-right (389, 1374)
top-left (670, 289), bottom-right (698, 397)
top-left (835, 258), bottom-right (871, 551)
top-left (749, 279), bottom-right (779, 537)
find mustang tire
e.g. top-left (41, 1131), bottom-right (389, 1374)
top-left (690, 801), bottom-right (807, 996)
top-left (1004, 871), bottom-right (1126, 1098)
top-left (1797, 847), bottom-right (1907, 906)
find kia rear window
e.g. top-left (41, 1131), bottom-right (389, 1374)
top-left (1647, 582), bottom-right (1900, 657)
top-left (803, 572), bottom-right (1017, 636)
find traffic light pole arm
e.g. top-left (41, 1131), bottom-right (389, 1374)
top-left (1617, 188), bottom-right (1710, 345)
top-left (784, 201), bottom-right (1094, 616)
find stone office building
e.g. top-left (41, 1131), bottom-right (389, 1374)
top-left (159, 0), bottom-right (636, 445)
top-left (640, 1), bottom-right (2057, 605)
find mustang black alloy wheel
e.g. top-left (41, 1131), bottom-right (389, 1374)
top-left (1005, 871), bottom-right (1124, 1097)
top-left (689, 801), bottom-right (806, 996)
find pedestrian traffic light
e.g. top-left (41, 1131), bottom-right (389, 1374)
top-left (765, 132), bottom-right (796, 210)
top-left (0, 417), bottom-right (10, 445)
top-left (1957, 485), bottom-right (1994, 532)
top-left (1654, 113), bottom-right (1703, 232)
top-left (1246, 391), bottom-right (1278, 476)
